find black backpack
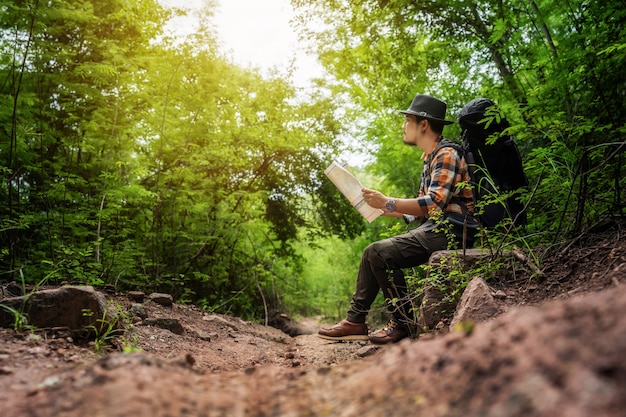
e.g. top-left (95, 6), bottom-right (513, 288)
top-left (457, 98), bottom-right (528, 229)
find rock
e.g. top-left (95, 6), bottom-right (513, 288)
top-left (450, 277), bottom-right (500, 329)
top-left (127, 291), bottom-right (145, 303)
top-left (147, 293), bottom-right (173, 307)
top-left (103, 284), bottom-right (116, 294)
top-left (170, 353), bottom-right (195, 368)
top-left (417, 285), bottom-right (456, 331)
top-left (356, 345), bottom-right (379, 358)
top-left (0, 286), bottom-right (113, 333)
top-left (0, 281), bottom-right (23, 299)
top-left (129, 303), bottom-right (147, 319)
top-left (268, 311), bottom-right (316, 337)
top-left (202, 314), bottom-right (239, 331)
top-left (493, 289), bottom-right (507, 299)
top-left (417, 249), bottom-right (514, 331)
top-left (143, 318), bottom-right (184, 335)
top-left (428, 248), bottom-right (514, 268)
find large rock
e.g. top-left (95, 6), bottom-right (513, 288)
top-left (450, 277), bottom-right (500, 328)
top-left (428, 248), bottom-right (514, 268)
top-left (0, 286), bottom-right (112, 332)
top-left (418, 249), bottom-right (515, 330)
top-left (417, 285), bottom-right (456, 330)
top-left (147, 292), bottom-right (173, 307)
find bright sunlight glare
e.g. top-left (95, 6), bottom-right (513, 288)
top-left (159, 0), bottom-right (322, 87)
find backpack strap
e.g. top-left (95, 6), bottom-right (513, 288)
top-left (432, 139), bottom-right (469, 166)
top-left (430, 139), bottom-right (477, 218)
top-left (425, 139), bottom-right (479, 249)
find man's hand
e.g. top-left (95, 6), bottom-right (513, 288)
top-left (362, 188), bottom-right (388, 210)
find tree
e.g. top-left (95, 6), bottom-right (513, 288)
top-left (0, 0), bottom-right (170, 281)
top-left (291, 0), bottom-right (626, 240)
top-left (0, 0), bottom-right (358, 320)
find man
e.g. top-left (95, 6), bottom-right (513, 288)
top-left (318, 93), bottom-right (476, 344)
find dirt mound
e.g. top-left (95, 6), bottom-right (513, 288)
top-left (4, 284), bottom-right (625, 417)
top-left (0, 219), bottom-right (625, 416)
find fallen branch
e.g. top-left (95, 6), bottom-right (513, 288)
top-left (512, 249), bottom-right (543, 278)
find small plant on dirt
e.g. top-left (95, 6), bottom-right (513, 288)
top-left (115, 307), bottom-right (142, 353)
top-left (0, 303), bottom-right (29, 332)
top-left (82, 307), bottom-right (123, 353)
top-left (119, 333), bottom-right (142, 353)
top-left (82, 302), bottom-right (143, 353)
top-left (424, 252), bottom-right (502, 302)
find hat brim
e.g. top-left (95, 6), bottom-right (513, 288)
top-left (399, 110), bottom-right (454, 125)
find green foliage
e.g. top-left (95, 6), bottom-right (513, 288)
top-left (0, 268), bottom-right (53, 332)
top-left (285, 234), bottom-right (369, 320)
top-left (82, 305), bottom-right (124, 353)
top-left (0, 303), bottom-right (29, 333)
top-left (293, 0), bottom-right (626, 247)
top-left (2, 0), bottom-right (624, 323)
top-left (402, 249), bottom-right (508, 332)
top-left (119, 333), bottom-right (142, 354)
top-left (0, 0), bottom-right (351, 321)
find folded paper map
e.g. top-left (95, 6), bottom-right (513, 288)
top-left (324, 162), bottom-right (384, 223)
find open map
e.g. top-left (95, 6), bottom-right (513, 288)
top-left (324, 162), bottom-right (384, 223)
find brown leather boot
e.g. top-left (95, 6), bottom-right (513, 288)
top-left (317, 320), bottom-right (369, 341)
top-left (369, 320), bottom-right (409, 345)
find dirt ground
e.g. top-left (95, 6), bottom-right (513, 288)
top-left (1, 217), bottom-right (625, 416)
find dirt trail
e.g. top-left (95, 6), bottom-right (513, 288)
top-left (0, 220), bottom-right (625, 416)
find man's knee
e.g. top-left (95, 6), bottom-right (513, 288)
top-left (364, 239), bottom-right (392, 260)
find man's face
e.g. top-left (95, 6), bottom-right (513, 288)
top-left (402, 115), bottom-right (419, 147)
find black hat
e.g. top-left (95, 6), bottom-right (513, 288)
top-left (399, 93), bottom-right (454, 125)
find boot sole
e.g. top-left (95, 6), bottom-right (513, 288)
top-left (369, 334), bottom-right (409, 345)
top-left (316, 333), bottom-right (369, 341)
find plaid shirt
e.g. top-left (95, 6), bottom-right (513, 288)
top-left (417, 139), bottom-right (474, 217)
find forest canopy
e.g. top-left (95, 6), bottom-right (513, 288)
top-left (1, 0), bottom-right (625, 321)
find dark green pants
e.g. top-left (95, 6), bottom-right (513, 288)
top-left (346, 224), bottom-right (448, 325)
